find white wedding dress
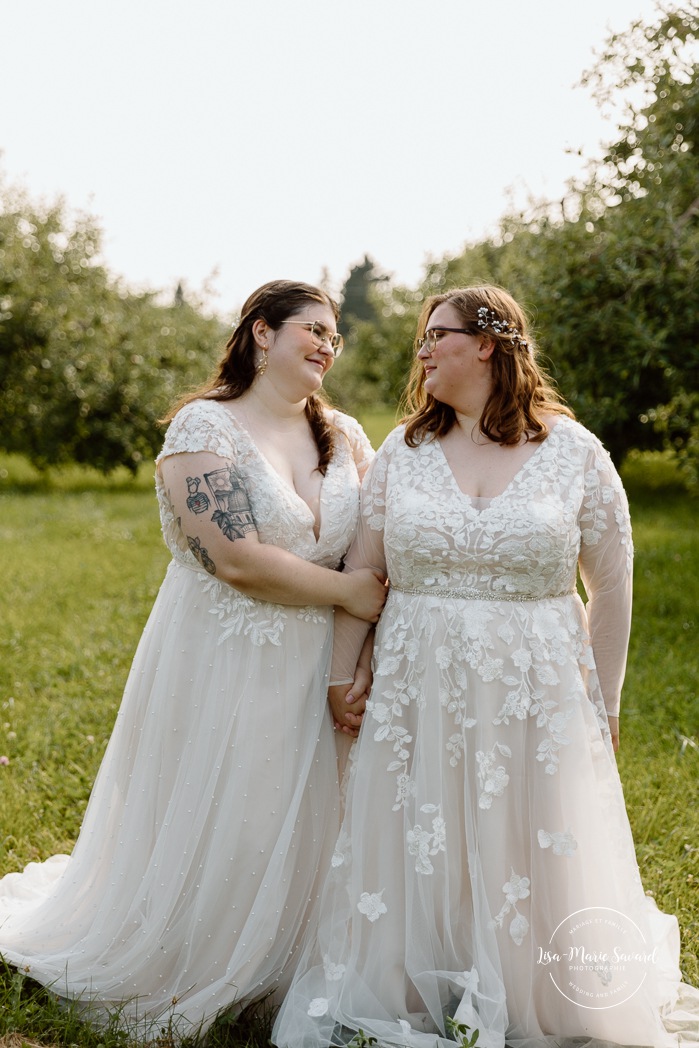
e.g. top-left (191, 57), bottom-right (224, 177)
top-left (0, 400), bottom-right (372, 1037)
top-left (273, 418), bottom-right (699, 1048)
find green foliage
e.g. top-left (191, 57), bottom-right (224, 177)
top-left (507, 0), bottom-right (699, 464)
top-left (329, 5), bottom-right (699, 476)
top-left (581, 2), bottom-right (699, 212)
top-left (0, 960), bottom-right (132, 1046)
top-left (497, 202), bottom-right (696, 464)
top-left (0, 477), bottom-right (168, 867)
top-left (647, 390), bottom-right (699, 491)
top-left (356, 408), bottom-right (401, 449)
top-left (347, 1029), bottom-right (379, 1048)
top-left (327, 283), bottom-right (426, 412)
top-left (449, 6), bottom-right (699, 467)
top-left (446, 1017), bottom-right (481, 1048)
top-left (0, 175), bottom-right (226, 474)
top-left (338, 255), bottom-right (388, 334)
top-left (325, 257), bottom-right (401, 411)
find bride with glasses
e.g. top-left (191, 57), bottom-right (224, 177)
top-left (0, 280), bottom-right (386, 1038)
top-left (274, 284), bottom-right (699, 1048)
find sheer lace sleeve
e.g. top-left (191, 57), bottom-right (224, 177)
top-left (329, 431), bottom-right (393, 685)
top-left (577, 439), bottom-right (634, 717)
top-left (333, 411), bottom-right (375, 481)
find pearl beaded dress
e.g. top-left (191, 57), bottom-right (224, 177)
top-left (0, 400), bottom-right (373, 1037)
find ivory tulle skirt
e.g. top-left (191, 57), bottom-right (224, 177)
top-left (0, 562), bottom-right (341, 1037)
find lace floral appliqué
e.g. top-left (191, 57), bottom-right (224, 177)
top-left (492, 869), bottom-right (531, 945)
top-left (203, 577), bottom-right (287, 646)
top-left (406, 803), bottom-right (446, 875)
top-left (538, 828), bottom-right (578, 856)
top-left (357, 890), bottom-right (387, 923)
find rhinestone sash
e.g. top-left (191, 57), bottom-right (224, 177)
top-left (392, 585), bottom-right (574, 602)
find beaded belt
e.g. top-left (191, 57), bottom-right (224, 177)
top-left (392, 585), bottom-right (574, 603)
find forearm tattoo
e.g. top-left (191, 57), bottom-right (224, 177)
top-left (203, 465), bottom-right (256, 541)
top-left (187, 535), bottom-right (216, 574)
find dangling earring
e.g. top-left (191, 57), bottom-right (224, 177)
top-left (256, 346), bottom-right (268, 376)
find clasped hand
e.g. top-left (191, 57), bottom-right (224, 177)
top-left (329, 666), bottom-right (372, 737)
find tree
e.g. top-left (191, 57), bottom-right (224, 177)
top-left (357, 3), bottom-right (699, 469)
top-left (576, 2), bottom-right (699, 472)
top-left (0, 176), bottom-right (225, 473)
top-left (325, 256), bottom-right (395, 410)
top-left (337, 255), bottom-right (389, 336)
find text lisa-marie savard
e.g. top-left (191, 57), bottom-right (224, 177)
top-left (537, 947), bottom-right (659, 965)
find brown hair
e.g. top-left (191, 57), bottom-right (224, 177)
top-left (163, 280), bottom-right (341, 474)
top-left (401, 284), bottom-right (573, 447)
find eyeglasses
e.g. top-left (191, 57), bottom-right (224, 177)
top-left (416, 327), bottom-right (473, 353)
top-left (280, 320), bottom-right (344, 357)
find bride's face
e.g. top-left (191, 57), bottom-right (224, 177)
top-left (418, 302), bottom-right (487, 408)
top-left (264, 303), bottom-right (339, 397)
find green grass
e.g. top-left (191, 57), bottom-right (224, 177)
top-left (0, 442), bottom-right (697, 1046)
top-left (357, 408), bottom-right (401, 449)
top-left (0, 465), bottom-right (168, 870)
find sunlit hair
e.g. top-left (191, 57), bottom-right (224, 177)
top-left (162, 280), bottom-right (341, 474)
top-left (401, 284), bottom-right (573, 447)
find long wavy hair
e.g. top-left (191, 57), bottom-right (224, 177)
top-left (401, 284), bottom-right (573, 447)
top-left (163, 280), bottom-right (341, 474)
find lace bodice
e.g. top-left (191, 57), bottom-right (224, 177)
top-left (359, 418), bottom-right (632, 599)
top-left (336, 417), bottom-right (633, 714)
top-left (155, 399), bottom-right (373, 571)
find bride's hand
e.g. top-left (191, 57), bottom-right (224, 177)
top-left (341, 568), bottom-right (387, 622)
top-left (341, 661), bottom-right (373, 734)
top-left (329, 684), bottom-right (361, 736)
top-left (350, 657), bottom-right (373, 705)
top-left (608, 715), bottom-right (619, 753)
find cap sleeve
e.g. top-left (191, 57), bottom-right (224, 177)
top-left (157, 401), bottom-right (240, 464)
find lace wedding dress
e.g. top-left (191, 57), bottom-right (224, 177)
top-left (273, 418), bottom-right (699, 1048)
top-left (0, 400), bottom-right (372, 1037)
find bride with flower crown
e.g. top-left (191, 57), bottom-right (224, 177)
top-left (273, 285), bottom-right (699, 1048)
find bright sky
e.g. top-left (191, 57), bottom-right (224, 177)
top-left (2, 0), bottom-right (661, 313)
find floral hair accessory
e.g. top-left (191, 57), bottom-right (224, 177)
top-left (476, 306), bottom-right (530, 353)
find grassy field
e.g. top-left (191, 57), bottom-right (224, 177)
top-left (0, 428), bottom-right (697, 1045)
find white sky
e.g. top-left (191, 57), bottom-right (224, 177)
top-left (1, 0), bottom-right (661, 313)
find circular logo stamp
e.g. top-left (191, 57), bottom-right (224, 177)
top-left (537, 906), bottom-right (658, 1010)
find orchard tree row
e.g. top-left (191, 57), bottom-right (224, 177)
top-left (1, 3), bottom-right (697, 484)
top-left (0, 181), bottom-right (224, 474)
top-left (326, 3), bottom-right (699, 488)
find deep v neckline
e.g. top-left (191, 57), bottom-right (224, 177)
top-left (212, 401), bottom-right (327, 543)
top-left (434, 423), bottom-right (561, 508)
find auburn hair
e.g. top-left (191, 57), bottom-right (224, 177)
top-left (162, 280), bottom-right (340, 474)
top-left (401, 284), bottom-right (573, 447)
